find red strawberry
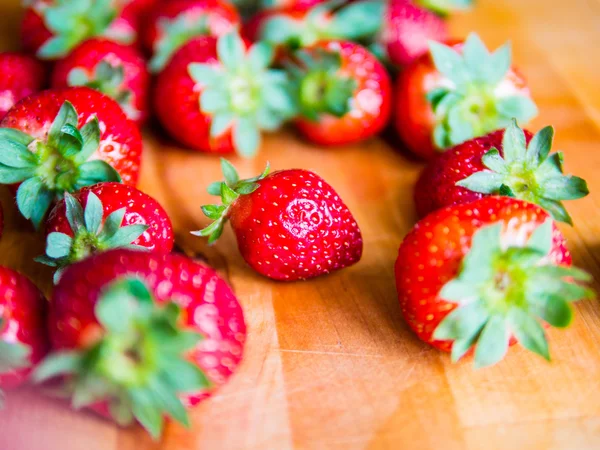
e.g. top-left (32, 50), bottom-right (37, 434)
top-left (34, 249), bottom-right (246, 438)
top-left (40, 182), bottom-right (174, 282)
top-left (414, 122), bottom-right (589, 222)
top-left (0, 267), bottom-right (49, 394)
top-left (21, 0), bottom-right (139, 60)
top-left (395, 197), bottom-right (593, 367)
top-left (144, 0), bottom-right (241, 73)
top-left (394, 33), bottom-right (537, 160)
top-left (154, 33), bottom-right (296, 157)
top-left (245, 1), bottom-right (384, 57)
top-left (0, 53), bottom-right (45, 121)
top-left (379, 0), bottom-right (447, 67)
top-left (0, 87), bottom-right (142, 228)
top-left (290, 40), bottom-right (392, 146)
top-left (193, 159), bottom-right (363, 280)
top-left (51, 39), bottom-right (150, 125)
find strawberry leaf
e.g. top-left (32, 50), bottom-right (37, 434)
top-left (432, 219), bottom-right (592, 368)
top-left (508, 308), bottom-right (550, 360)
top-left (150, 14), bottom-right (208, 73)
top-left (36, 0), bottom-right (126, 60)
top-left (221, 159), bottom-right (239, 186)
top-left (474, 316), bottom-right (509, 368)
top-left (193, 159), bottom-right (270, 245)
top-left (456, 121), bottom-right (588, 224)
top-left (427, 35), bottom-right (538, 151)
top-left (0, 339), bottom-right (31, 373)
top-left (433, 301), bottom-right (489, 341)
top-left (38, 192), bottom-right (148, 283)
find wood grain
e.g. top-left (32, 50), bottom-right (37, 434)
top-left (1, 1), bottom-right (600, 449)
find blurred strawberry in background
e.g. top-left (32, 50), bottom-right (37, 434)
top-left (51, 38), bottom-right (150, 124)
top-left (0, 52), bottom-right (45, 120)
top-left (143, 0), bottom-right (241, 73)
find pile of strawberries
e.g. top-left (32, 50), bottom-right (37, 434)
top-left (0, 0), bottom-right (594, 440)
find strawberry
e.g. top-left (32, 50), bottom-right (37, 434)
top-left (193, 159), bottom-right (363, 280)
top-left (379, 0), bottom-right (475, 68)
top-left (34, 249), bottom-right (246, 438)
top-left (39, 182), bottom-right (174, 282)
top-left (395, 197), bottom-right (593, 367)
top-left (143, 0), bottom-right (241, 73)
top-left (21, 0), bottom-right (139, 60)
top-left (414, 121), bottom-right (589, 223)
top-left (51, 39), bottom-right (150, 125)
top-left (0, 53), bottom-right (45, 121)
top-left (245, 0), bottom-right (384, 56)
top-left (379, 0), bottom-right (448, 68)
top-left (154, 33), bottom-right (296, 157)
top-left (394, 33), bottom-right (538, 160)
top-left (289, 40), bottom-right (392, 146)
top-left (0, 267), bottom-right (49, 396)
top-left (0, 87), bottom-right (142, 228)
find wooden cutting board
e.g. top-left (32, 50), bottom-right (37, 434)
top-left (1, 1), bottom-right (600, 449)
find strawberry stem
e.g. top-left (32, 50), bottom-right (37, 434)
top-left (191, 158), bottom-right (270, 244)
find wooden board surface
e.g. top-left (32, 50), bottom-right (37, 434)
top-left (1, 1), bottom-right (600, 449)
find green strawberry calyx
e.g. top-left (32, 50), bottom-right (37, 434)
top-left (191, 158), bottom-right (270, 244)
top-left (149, 13), bottom-right (211, 73)
top-left (0, 317), bottom-right (32, 407)
top-left (433, 220), bottom-right (594, 368)
top-left (68, 61), bottom-right (140, 121)
top-left (33, 277), bottom-right (210, 440)
top-left (35, 0), bottom-right (133, 60)
top-left (36, 192), bottom-right (149, 284)
top-left (418, 0), bottom-right (473, 16)
top-left (259, 0), bottom-right (384, 50)
top-left (0, 101), bottom-right (122, 229)
top-left (188, 32), bottom-right (296, 158)
top-left (427, 33), bottom-right (539, 151)
top-left (287, 48), bottom-right (357, 121)
top-left (457, 120), bottom-right (589, 225)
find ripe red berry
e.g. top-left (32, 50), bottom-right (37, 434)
top-left (21, 0), bottom-right (140, 60)
top-left (41, 182), bottom-right (174, 282)
top-left (0, 267), bottom-right (49, 394)
top-left (193, 159), bottom-right (363, 280)
top-left (154, 33), bottom-right (296, 157)
top-left (51, 39), bottom-right (150, 125)
top-left (414, 122), bottom-right (589, 223)
top-left (0, 52), bottom-right (45, 121)
top-left (36, 249), bottom-right (246, 438)
top-left (292, 40), bottom-right (392, 146)
top-left (0, 87), bottom-right (143, 228)
top-left (395, 33), bottom-right (537, 160)
top-left (395, 197), bottom-right (593, 367)
top-left (143, 0), bottom-right (241, 73)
